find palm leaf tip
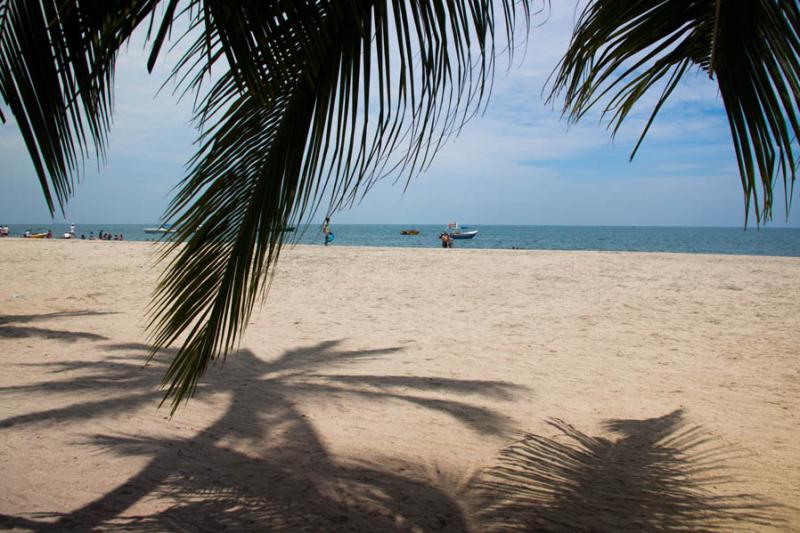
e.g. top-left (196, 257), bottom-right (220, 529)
top-left (548, 0), bottom-right (800, 226)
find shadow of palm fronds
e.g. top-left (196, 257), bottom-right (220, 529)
top-left (78, 433), bottom-right (471, 533)
top-left (0, 311), bottom-right (115, 324)
top-left (0, 311), bottom-right (116, 342)
top-left (0, 355), bottom-right (174, 429)
top-left (1, 338), bottom-right (526, 531)
top-left (473, 409), bottom-right (784, 532)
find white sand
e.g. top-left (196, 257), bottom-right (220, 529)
top-left (0, 239), bottom-right (798, 531)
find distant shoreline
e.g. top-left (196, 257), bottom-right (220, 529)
top-left (2, 238), bottom-right (800, 261)
top-left (5, 222), bottom-right (800, 229)
top-left (2, 223), bottom-right (799, 257)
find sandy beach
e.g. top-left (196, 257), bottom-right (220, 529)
top-left (0, 239), bottom-right (798, 531)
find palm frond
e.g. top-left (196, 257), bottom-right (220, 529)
top-left (0, 0), bottom-right (157, 215)
top-left (1, 0), bottom-right (533, 409)
top-left (146, 0), bottom-right (532, 410)
top-left (549, 0), bottom-right (800, 226)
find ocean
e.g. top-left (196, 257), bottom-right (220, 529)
top-left (3, 223), bottom-right (799, 257)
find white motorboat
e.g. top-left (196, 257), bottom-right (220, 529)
top-left (446, 222), bottom-right (478, 239)
top-left (143, 224), bottom-right (176, 234)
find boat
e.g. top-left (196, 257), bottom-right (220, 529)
top-left (25, 228), bottom-right (51, 239)
top-left (446, 222), bottom-right (478, 239)
top-left (143, 224), bottom-right (176, 234)
top-left (400, 229), bottom-right (420, 235)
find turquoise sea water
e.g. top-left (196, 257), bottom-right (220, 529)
top-left (4, 223), bottom-right (799, 257)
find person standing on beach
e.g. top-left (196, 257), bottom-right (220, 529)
top-left (322, 217), bottom-right (333, 246)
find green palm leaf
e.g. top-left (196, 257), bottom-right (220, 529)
top-left (5, 0), bottom-right (799, 411)
top-left (0, 0), bottom-right (156, 215)
top-left (1, 0), bottom-right (530, 409)
top-left (549, 0), bottom-right (800, 225)
top-left (147, 0), bottom-right (530, 409)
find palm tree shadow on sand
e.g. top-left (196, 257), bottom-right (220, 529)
top-left (0, 311), bottom-right (115, 342)
top-left (0, 314), bottom-right (785, 531)
top-left (472, 409), bottom-right (786, 532)
top-left (0, 333), bottom-right (524, 531)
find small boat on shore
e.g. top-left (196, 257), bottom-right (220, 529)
top-left (400, 229), bottom-right (420, 235)
top-left (24, 227), bottom-right (51, 239)
top-left (446, 222), bottom-right (478, 239)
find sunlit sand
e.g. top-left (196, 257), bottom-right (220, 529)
top-left (1, 239), bottom-right (798, 530)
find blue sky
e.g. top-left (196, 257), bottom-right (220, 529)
top-left (1, 3), bottom-right (798, 227)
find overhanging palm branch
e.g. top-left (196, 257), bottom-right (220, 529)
top-left (0, 0), bottom-right (156, 215)
top-left (0, 0), bottom-right (531, 409)
top-left (549, 0), bottom-right (800, 225)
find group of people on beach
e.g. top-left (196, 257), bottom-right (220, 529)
top-left (87, 230), bottom-right (124, 241)
top-left (438, 231), bottom-right (453, 248)
top-left (7, 225), bottom-right (124, 240)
